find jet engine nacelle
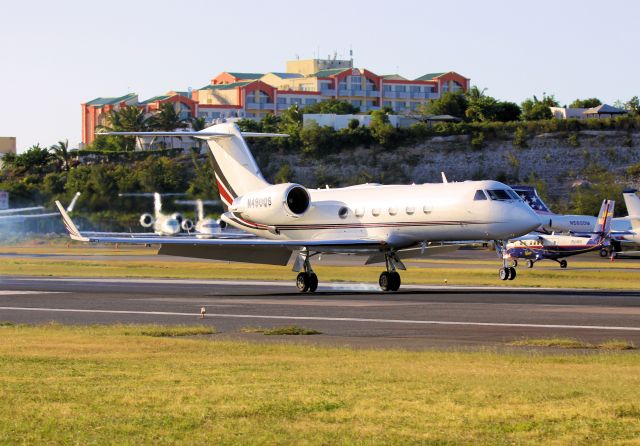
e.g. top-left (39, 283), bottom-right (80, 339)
top-left (230, 183), bottom-right (311, 224)
top-left (170, 212), bottom-right (184, 224)
top-left (181, 219), bottom-right (194, 232)
top-left (139, 213), bottom-right (155, 228)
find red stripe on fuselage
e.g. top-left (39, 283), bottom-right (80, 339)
top-left (216, 178), bottom-right (233, 205)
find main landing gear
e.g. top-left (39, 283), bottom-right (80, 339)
top-left (495, 240), bottom-right (516, 281)
top-left (294, 250), bottom-right (318, 292)
top-left (524, 258), bottom-right (567, 269)
top-left (379, 251), bottom-right (403, 292)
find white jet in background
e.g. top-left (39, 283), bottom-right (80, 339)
top-left (119, 192), bottom-right (191, 236)
top-left (0, 192), bottom-right (80, 223)
top-left (58, 123), bottom-right (541, 292)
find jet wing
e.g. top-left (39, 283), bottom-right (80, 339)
top-left (365, 244), bottom-right (461, 265)
top-left (56, 201), bottom-right (386, 266)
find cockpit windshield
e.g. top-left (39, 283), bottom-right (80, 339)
top-left (474, 190), bottom-right (487, 200)
top-left (486, 189), bottom-right (517, 201)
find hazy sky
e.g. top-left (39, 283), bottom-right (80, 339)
top-left (1, 0), bottom-right (638, 151)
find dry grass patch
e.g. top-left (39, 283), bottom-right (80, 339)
top-left (241, 325), bottom-right (322, 335)
top-left (509, 337), bottom-right (637, 350)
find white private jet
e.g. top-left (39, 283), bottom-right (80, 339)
top-left (0, 192), bottom-right (80, 223)
top-left (119, 192), bottom-right (192, 236)
top-left (57, 123), bottom-right (540, 292)
top-left (512, 185), bottom-right (640, 255)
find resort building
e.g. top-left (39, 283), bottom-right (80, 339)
top-left (81, 58), bottom-right (469, 145)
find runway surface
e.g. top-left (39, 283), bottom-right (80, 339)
top-left (1, 276), bottom-right (640, 349)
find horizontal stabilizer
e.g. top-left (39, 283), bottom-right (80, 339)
top-left (97, 131), bottom-right (288, 139)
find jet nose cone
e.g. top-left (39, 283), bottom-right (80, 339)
top-left (516, 205), bottom-right (542, 234)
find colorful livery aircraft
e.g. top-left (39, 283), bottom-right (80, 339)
top-left (505, 199), bottom-right (614, 268)
top-left (57, 123), bottom-right (540, 291)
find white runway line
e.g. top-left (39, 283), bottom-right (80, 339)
top-left (0, 291), bottom-right (63, 295)
top-left (0, 306), bottom-right (639, 332)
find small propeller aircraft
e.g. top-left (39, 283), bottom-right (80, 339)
top-left (57, 123), bottom-right (541, 292)
top-left (504, 199), bottom-right (614, 269)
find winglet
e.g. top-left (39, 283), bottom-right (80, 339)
top-left (56, 201), bottom-right (88, 241)
top-left (441, 172), bottom-right (448, 183)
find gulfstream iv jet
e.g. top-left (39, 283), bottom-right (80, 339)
top-left (57, 123), bottom-right (540, 292)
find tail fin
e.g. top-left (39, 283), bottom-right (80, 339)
top-left (623, 189), bottom-right (640, 218)
top-left (593, 199), bottom-right (615, 235)
top-left (204, 123), bottom-right (270, 209)
top-left (153, 192), bottom-right (162, 219)
top-left (66, 192), bottom-right (81, 212)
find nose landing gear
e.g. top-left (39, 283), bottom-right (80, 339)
top-left (495, 240), bottom-right (517, 281)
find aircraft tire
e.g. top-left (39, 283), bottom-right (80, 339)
top-left (508, 267), bottom-right (516, 280)
top-left (296, 272), bottom-right (310, 292)
top-left (499, 267), bottom-right (510, 281)
top-left (559, 260), bottom-right (568, 269)
top-left (379, 272), bottom-right (391, 291)
top-left (599, 248), bottom-right (609, 258)
top-left (389, 272), bottom-right (401, 291)
top-left (308, 273), bottom-right (318, 292)
top-left (526, 260), bottom-right (535, 269)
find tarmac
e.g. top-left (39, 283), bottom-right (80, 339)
top-left (1, 276), bottom-right (640, 350)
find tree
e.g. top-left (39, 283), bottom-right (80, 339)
top-left (50, 139), bottom-right (71, 172)
top-left (13, 144), bottom-right (52, 174)
top-left (148, 102), bottom-right (188, 149)
top-left (190, 117), bottom-right (207, 153)
top-left (303, 99), bottom-right (359, 115)
top-left (624, 96), bottom-right (640, 116)
top-left (493, 101), bottom-right (521, 122)
top-left (96, 105), bottom-right (151, 151)
top-left (416, 92), bottom-right (468, 120)
top-left (465, 87), bottom-right (498, 122)
top-left (521, 94), bottom-right (556, 121)
top-left (369, 110), bottom-right (397, 147)
top-left (569, 98), bottom-right (602, 108)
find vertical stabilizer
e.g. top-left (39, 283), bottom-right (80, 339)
top-left (623, 189), bottom-right (640, 218)
top-left (593, 199), bottom-right (615, 235)
top-left (196, 199), bottom-right (204, 222)
top-left (153, 192), bottom-right (162, 219)
top-left (204, 123), bottom-right (270, 209)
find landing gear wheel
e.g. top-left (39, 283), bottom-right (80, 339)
top-left (599, 248), bottom-right (609, 258)
top-left (296, 272), bottom-right (310, 292)
top-left (499, 267), bottom-right (511, 281)
top-left (388, 271), bottom-right (401, 291)
top-left (559, 260), bottom-right (568, 269)
top-left (308, 273), bottom-right (318, 292)
top-left (512, 260), bottom-right (518, 268)
top-left (526, 259), bottom-right (535, 269)
top-left (507, 266), bottom-right (516, 280)
top-left (379, 272), bottom-right (390, 291)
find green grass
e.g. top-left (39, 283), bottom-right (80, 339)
top-left (1, 324), bottom-right (640, 444)
top-left (241, 325), bottom-right (322, 335)
top-left (509, 337), bottom-right (637, 350)
top-left (2, 255), bottom-right (640, 290)
top-left (121, 324), bottom-right (217, 337)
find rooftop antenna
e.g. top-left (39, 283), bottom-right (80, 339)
top-left (349, 46), bottom-right (353, 64)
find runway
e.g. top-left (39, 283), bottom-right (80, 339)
top-left (1, 276), bottom-right (640, 349)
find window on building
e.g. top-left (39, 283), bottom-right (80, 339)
top-left (278, 97), bottom-right (288, 104)
top-left (351, 100), bottom-right (362, 108)
top-left (383, 84), bottom-right (393, 91)
top-left (395, 85), bottom-right (406, 92)
top-left (304, 98), bottom-right (318, 105)
top-left (291, 98), bottom-right (302, 105)
top-left (349, 76), bottom-right (361, 86)
top-left (383, 101), bottom-right (392, 108)
top-left (366, 78), bottom-right (377, 91)
top-left (410, 86), bottom-right (421, 92)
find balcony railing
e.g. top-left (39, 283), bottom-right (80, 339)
top-left (246, 102), bottom-right (275, 110)
top-left (320, 89), bottom-right (336, 96)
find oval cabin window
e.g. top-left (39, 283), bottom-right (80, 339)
top-left (406, 206), bottom-right (415, 215)
top-left (355, 208), bottom-right (365, 217)
top-left (372, 208), bottom-right (380, 217)
top-left (423, 204), bottom-right (432, 214)
top-left (389, 208), bottom-right (398, 216)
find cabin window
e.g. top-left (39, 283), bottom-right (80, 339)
top-left (355, 207), bottom-right (365, 217)
top-left (406, 206), bottom-right (415, 215)
top-left (423, 204), bottom-right (432, 214)
top-left (389, 207), bottom-right (398, 216)
top-left (474, 190), bottom-right (487, 200)
top-left (372, 208), bottom-right (380, 216)
top-left (486, 189), bottom-right (512, 201)
top-left (338, 207), bottom-right (349, 219)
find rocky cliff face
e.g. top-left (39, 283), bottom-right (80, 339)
top-left (257, 130), bottom-right (640, 202)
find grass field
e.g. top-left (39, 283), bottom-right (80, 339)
top-left (2, 255), bottom-right (640, 290)
top-left (1, 323), bottom-right (640, 445)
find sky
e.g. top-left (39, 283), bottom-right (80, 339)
top-left (1, 0), bottom-right (639, 151)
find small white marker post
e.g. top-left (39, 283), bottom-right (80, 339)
top-left (200, 307), bottom-right (206, 319)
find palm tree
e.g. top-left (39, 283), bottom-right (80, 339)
top-left (96, 106), bottom-right (150, 151)
top-left (190, 116), bottom-right (207, 153)
top-left (50, 139), bottom-right (71, 172)
top-left (148, 102), bottom-right (188, 149)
